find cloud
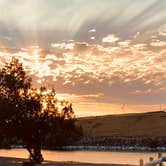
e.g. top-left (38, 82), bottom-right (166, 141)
top-left (51, 42), bottom-right (75, 50)
top-left (150, 40), bottom-right (166, 47)
top-left (90, 36), bottom-right (95, 40)
top-left (88, 29), bottom-right (96, 32)
top-left (0, 1), bottom-right (166, 108)
top-left (159, 29), bottom-right (166, 36)
top-left (102, 34), bottom-right (120, 43)
top-left (65, 43), bottom-right (74, 50)
top-left (1, 26), bottom-right (166, 106)
top-left (51, 43), bottom-right (66, 49)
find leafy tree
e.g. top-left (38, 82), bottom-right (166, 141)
top-left (0, 57), bottom-right (82, 164)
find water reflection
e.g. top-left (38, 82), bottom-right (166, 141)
top-left (0, 149), bottom-right (164, 165)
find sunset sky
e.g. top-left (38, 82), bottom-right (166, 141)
top-left (0, 0), bottom-right (166, 117)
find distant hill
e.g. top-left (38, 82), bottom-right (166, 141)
top-left (77, 111), bottom-right (166, 138)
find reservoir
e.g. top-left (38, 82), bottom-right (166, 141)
top-left (0, 149), bottom-right (165, 165)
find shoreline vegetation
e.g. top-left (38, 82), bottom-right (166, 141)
top-left (58, 145), bottom-right (166, 152)
top-left (7, 134), bottom-right (166, 152)
top-left (6, 145), bottom-right (166, 152)
top-left (0, 157), bottom-right (136, 166)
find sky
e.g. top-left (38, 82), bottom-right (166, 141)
top-left (0, 0), bottom-right (166, 117)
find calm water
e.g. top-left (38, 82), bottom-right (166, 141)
top-left (0, 149), bottom-right (165, 165)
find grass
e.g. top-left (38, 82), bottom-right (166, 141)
top-left (78, 111), bottom-right (166, 137)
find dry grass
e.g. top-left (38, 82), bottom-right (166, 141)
top-left (77, 111), bottom-right (166, 137)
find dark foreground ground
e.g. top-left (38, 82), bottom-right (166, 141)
top-left (0, 157), bottom-right (136, 166)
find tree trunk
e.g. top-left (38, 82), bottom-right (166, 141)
top-left (27, 146), bottom-right (44, 164)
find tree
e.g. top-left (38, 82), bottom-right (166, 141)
top-left (0, 57), bottom-right (82, 164)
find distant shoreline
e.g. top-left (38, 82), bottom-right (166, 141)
top-left (7, 145), bottom-right (166, 152)
top-left (59, 145), bottom-right (166, 152)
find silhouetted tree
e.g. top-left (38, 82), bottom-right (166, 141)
top-left (0, 57), bottom-right (82, 164)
